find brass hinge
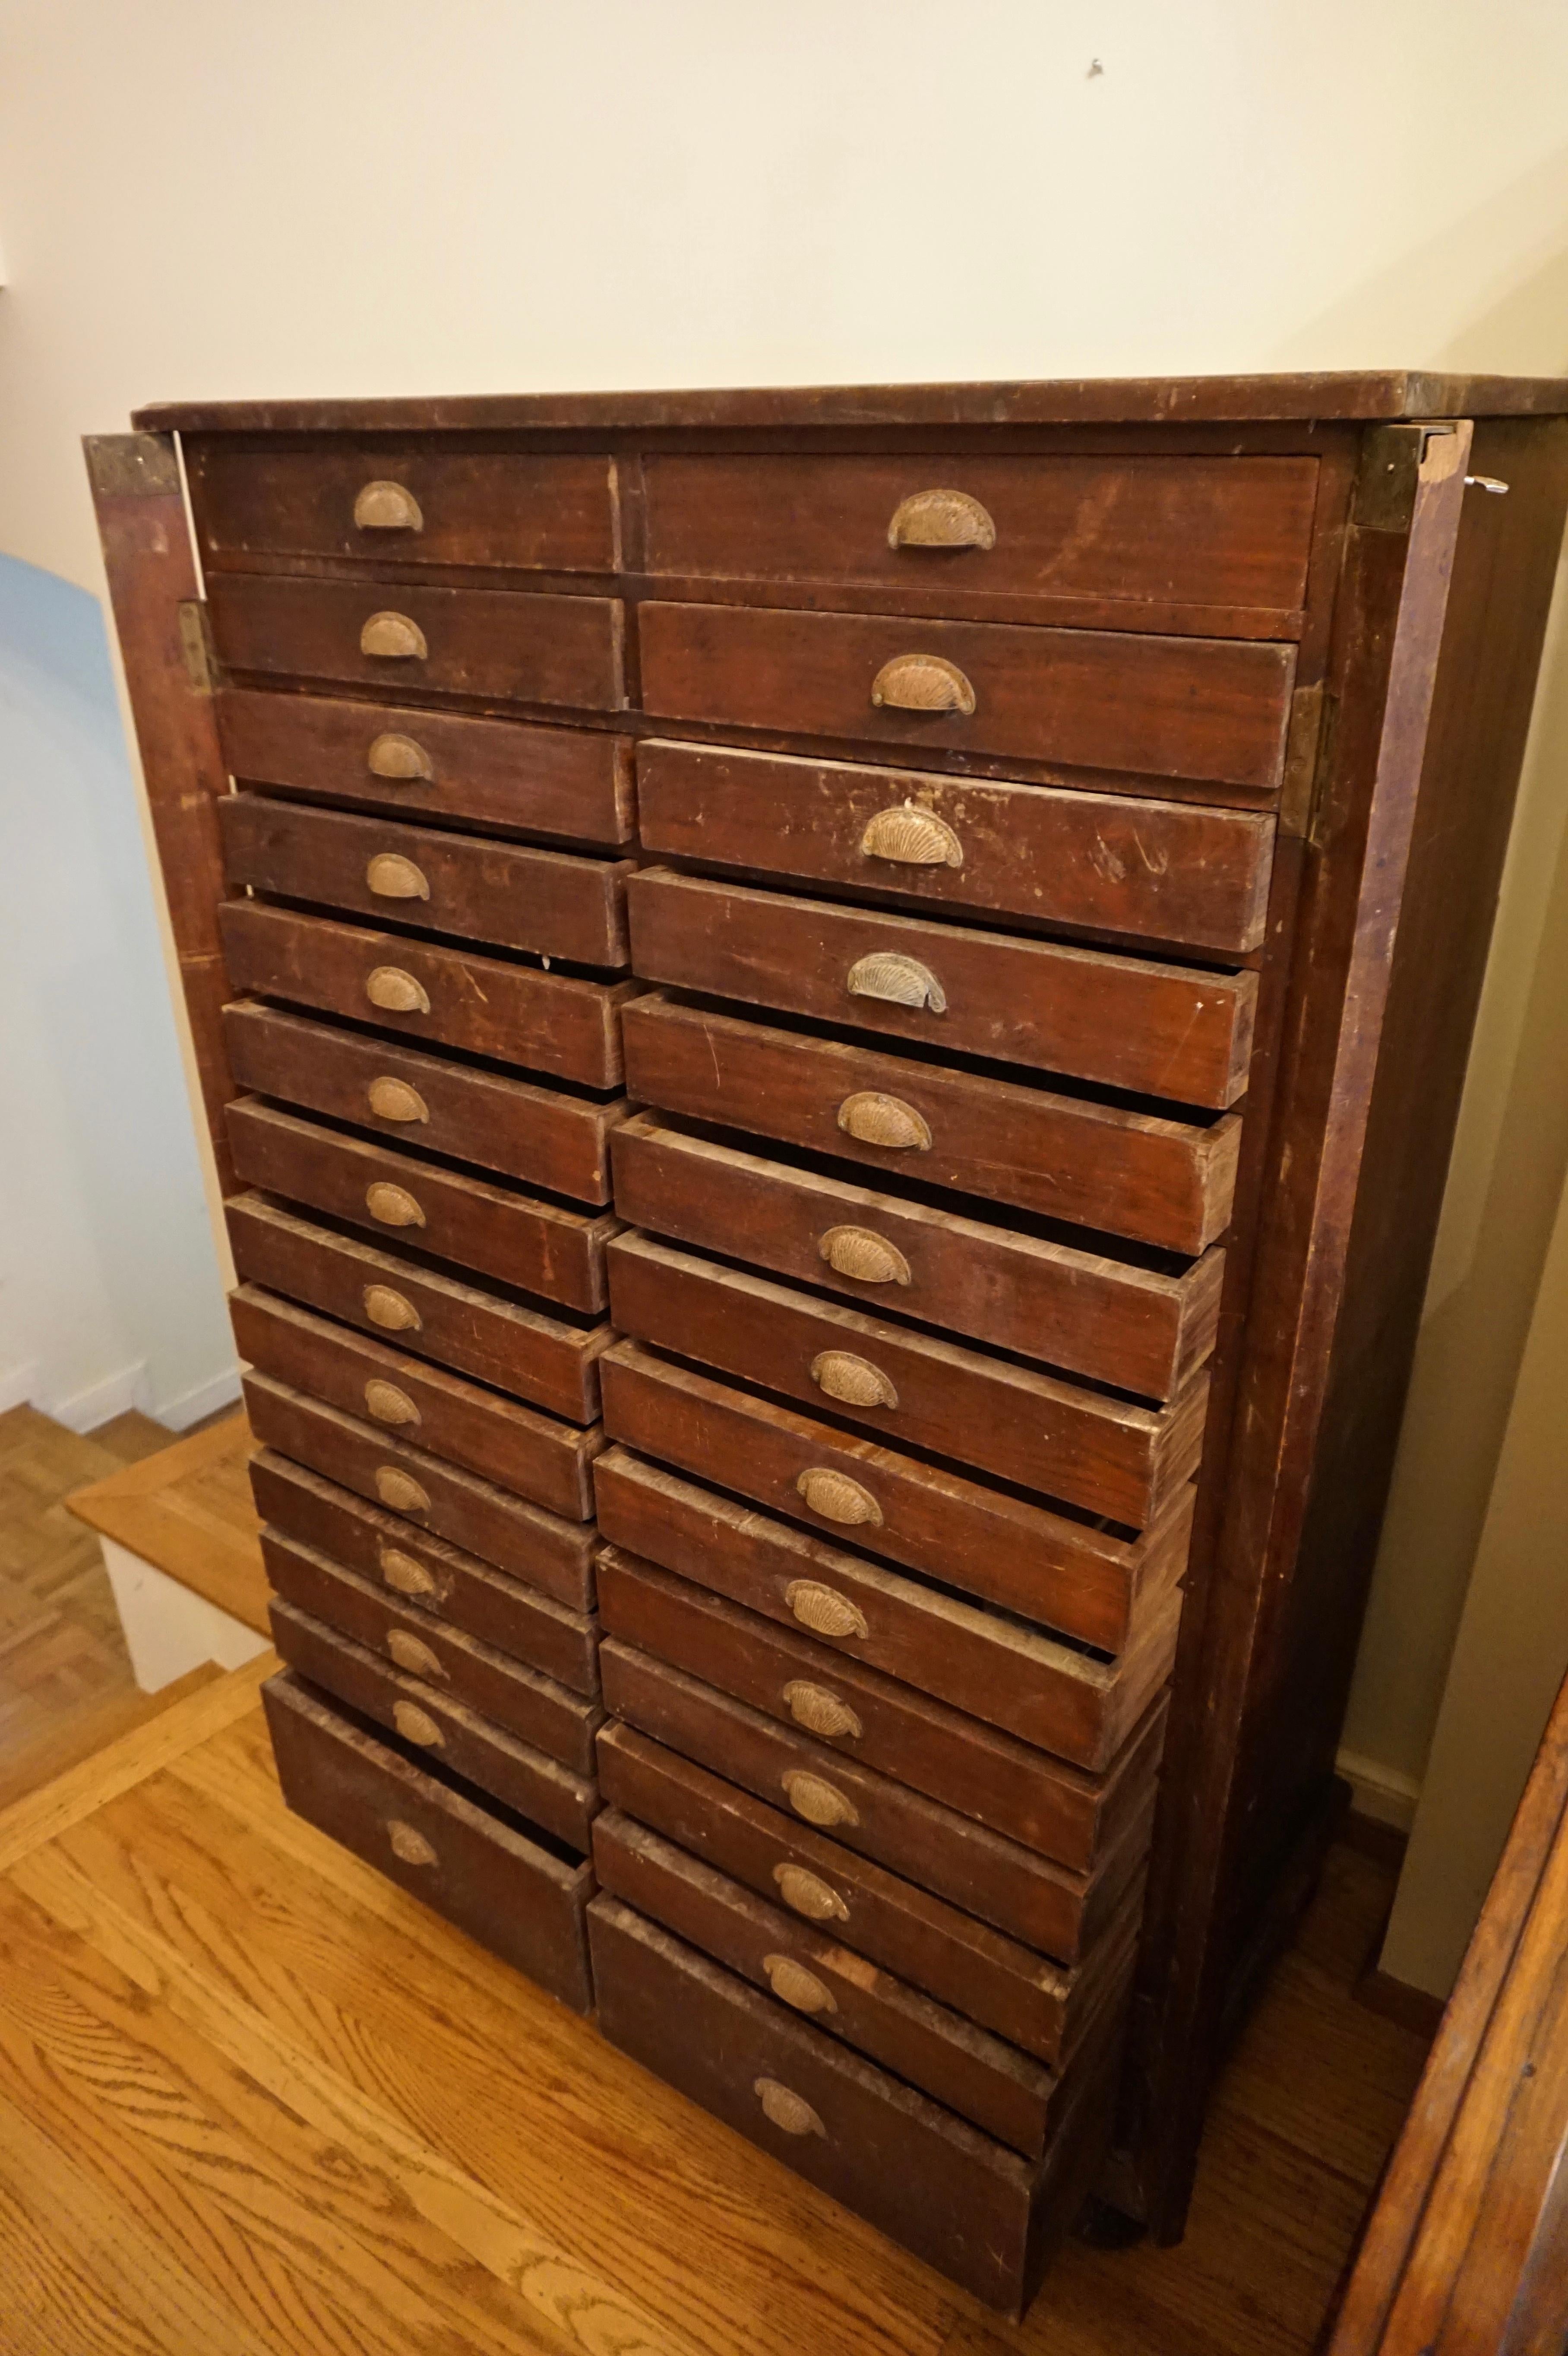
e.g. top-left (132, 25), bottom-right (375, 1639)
top-left (83, 432), bottom-right (181, 500)
top-left (1353, 422), bottom-right (1460, 531)
top-left (177, 599), bottom-right (218, 695)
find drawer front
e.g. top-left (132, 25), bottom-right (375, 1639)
top-left (607, 1234), bottom-right (1207, 1529)
top-left (622, 993), bottom-right (1239, 1257)
top-left (597, 1546), bottom-right (1167, 1865)
top-left (223, 1002), bottom-right (625, 1208)
top-left (208, 573), bottom-right (625, 712)
top-left (639, 602), bottom-right (1295, 789)
top-left (250, 1448), bottom-right (598, 1692)
top-left (629, 870), bottom-right (1256, 1110)
top-left (243, 1373), bottom-right (596, 1606)
top-left (603, 1639), bottom-right (1133, 1963)
top-left (187, 440), bottom-right (618, 575)
top-left (593, 1813), bottom-right (1057, 2160)
top-left (219, 902), bottom-right (634, 1089)
top-left (637, 741), bottom-right (1277, 954)
top-left (594, 1436), bottom-right (1182, 1761)
top-left (263, 1669), bottom-right (595, 2010)
top-left (610, 1113), bottom-right (1220, 1401)
top-left (227, 1193), bottom-right (609, 1424)
top-left (262, 1529), bottom-right (599, 1770)
top-left (232, 1287), bottom-right (600, 1524)
top-left (218, 794), bottom-right (634, 968)
top-left (597, 1721), bottom-right (1100, 2064)
top-left (641, 452), bottom-right (1318, 619)
top-left (598, 1346), bottom-right (1192, 1659)
top-left (217, 687), bottom-right (635, 846)
top-left (225, 1099), bottom-right (616, 1314)
top-left (588, 1895), bottom-right (1031, 2312)
top-left (270, 1599), bottom-right (597, 1847)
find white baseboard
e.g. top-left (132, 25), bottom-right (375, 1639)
top-left (44, 1359), bottom-right (151, 1434)
top-left (153, 1362), bottom-right (242, 1432)
top-left (0, 1361), bottom-right (40, 1414)
top-left (1337, 1746), bottom-right (1423, 1836)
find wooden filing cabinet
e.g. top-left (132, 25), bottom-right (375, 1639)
top-left (89, 374), bottom-right (1568, 2316)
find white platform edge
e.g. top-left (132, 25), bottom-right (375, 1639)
top-left (99, 1535), bottom-right (269, 1694)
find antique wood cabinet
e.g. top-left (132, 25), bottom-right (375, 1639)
top-left (89, 373), bottom-right (1568, 2317)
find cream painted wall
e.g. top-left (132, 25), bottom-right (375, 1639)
top-left (0, 0), bottom-right (1566, 1798)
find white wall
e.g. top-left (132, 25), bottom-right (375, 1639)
top-left (0, 0), bottom-right (1566, 1799)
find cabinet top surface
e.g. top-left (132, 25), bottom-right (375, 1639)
top-left (133, 370), bottom-right (1568, 436)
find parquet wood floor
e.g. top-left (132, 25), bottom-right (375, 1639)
top-left (0, 1657), bottom-right (1432, 2356)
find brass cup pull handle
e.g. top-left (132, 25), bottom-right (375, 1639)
top-left (367, 732), bottom-right (433, 782)
top-left (888, 488), bottom-right (996, 550)
top-left (365, 966), bottom-right (430, 1015)
top-left (847, 952), bottom-right (945, 1014)
top-left (859, 802), bottom-right (963, 869)
top-left (354, 480), bottom-right (424, 532)
top-left (782, 1681), bottom-right (862, 1742)
top-left (366, 1181), bottom-right (426, 1228)
top-left (378, 1543), bottom-right (438, 1596)
top-left (754, 2077), bottom-right (825, 2138)
top-left (818, 1226), bottom-right (910, 1286)
top-left (386, 1628), bottom-right (446, 1679)
top-left (794, 1470), bottom-right (882, 1529)
top-left (870, 653), bottom-right (975, 716)
top-left (386, 1818), bottom-right (437, 1866)
top-left (364, 1379), bottom-right (420, 1428)
top-left (811, 1350), bottom-right (898, 1410)
top-left (367, 1076), bottom-right (429, 1124)
top-left (392, 1700), bottom-right (443, 1748)
top-left (375, 1465), bottom-right (430, 1512)
top-left (364, 1285), bottom-right (421, 1333)
top-left (782, 1769), bottom-right (858, 1829)
top-left (360, 611), bottom-right (428, 660)
top-left (772, 1862), bottom-right (848, 1922)
top-left (366, 852), bottom-right (430, 901)
top-left (785, 1579), bottom-right (870, 1639)
top-left (762, 1955), bottom-right (837, 2015)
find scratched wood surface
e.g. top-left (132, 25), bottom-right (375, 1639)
top-left (0, 1658), bottom-right (1427, 2356)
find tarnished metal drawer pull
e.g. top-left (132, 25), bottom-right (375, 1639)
top-left (811, 1350), bottom-right (898, 1410)
top-left (375, 1465), bottom-right (430, 1511)
top-left (364, 1285), bottom-right (421, 1333)
top-left (364, 1379), bottom-right (420, 1428)
top-left (836, 1092), bottom-right (931, 1152)
top-left (847, 952), bottom-right (946, 1014)
top-left (755, 2077), bottom-right (825, 2138)
top-left (360, 611), bottom-right (428, 660)
top-left (763, 1954), bottom-right (837, 2015)
top-left (367, 732), bottom-right (433, 782)
top-left (772, 1862), bottom-right (848, 1921)
top-left (392, 1699), bottom-right (443, 1748)
top-left (793, 1470), bottom-right (882, 1529)
top-left (378, 1543), bottom-right (438, 1596)
top-left (860, 802), bottom-right (964, 868)
top-left (386, 1819), bottom-right (437, 1866)
top-left (782, 1769), bottom-right (858, 1829)
top-left (354, 480), bottom-right (424, 532)
top-left (888, 488), bottom-right (996, 550)
top-left (783, 1681), bottom-right (862, 1742)
top-left (365, 966), bottom-right (430, 1014)
top-left (366, 852), bottom-right (430, 900)
top-left (386, 1627), bottom-right (446, 1679)
top-left (818, 1226), bottom-right (910, 1286)
top-left (785, 1579), bottom-right (870, 1638)
top-left (367, 1076), bottom-right (429, 1123)
top-left (870, 653), bottom-right (975, 715)
top-left (366, 1181), bottom-right (425, 1228)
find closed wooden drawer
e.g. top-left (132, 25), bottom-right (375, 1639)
top-left (594, 1436), bottom-right (1184, 1757)
top-left (597, 1545), bottom-right (1167, 1862)
top-left (269, 1598), bottom-right (598, 1847)
top-left (223, 1001), bottom-right (626, 1208)
top-left (607, 1235), bottom-right (1207, 1529)
top-left (262, 1528), bottom-right (600, 1770)
top-left (219, 902), bottom-right (636, 1090)
top-left (637, 741), bottom-right (1277, 954)
top-left (231, 1288), bottom-right (601, 1525)
top-left (639, 602), bottom-right (1295, 790)
top-left (622, 992), bottom-right (1239, 1256)
top-left (217, 688), bottom-right (635, 846)
top-left (610, 1112), bottom-right (1220, 1401)
top-left (598, 1348), bottom-right (1192, 1657)
top-left (250, 1448), bottom-right (599, 1691)
top-left (598, 1720), bottom-right (1122, 2065)
top-left (208, 573), bottom-right (624, 711)
top-left (641, 452), bottom-right (1318, 623)
top-left (187, 439), bottom-right (618, 575)
top-left (263, 1669), bottom-right (595, 2010)
top-left (593, 1811), bottom-right (1061, 2159)
top-left (603, 1640), bottom-right (1151, 1962)
top-left (218, 794), bottom-right (634, 968)
top-left (243, 1374), bottom-right (597, 1607)
top-left (228, 1193), bottom-right (610, 1424)
top-left (629, 871), bottom-right (1256, 1110)
top-left (225, 1099), bottom-right (618, 1314)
